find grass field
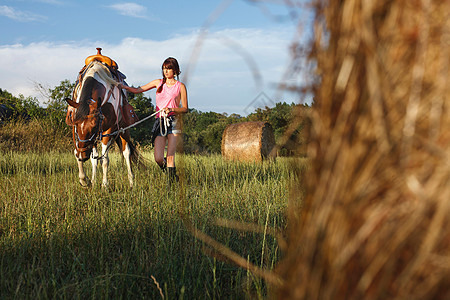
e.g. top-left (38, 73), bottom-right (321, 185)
top-left (0, 150), bottom-right (305, 299)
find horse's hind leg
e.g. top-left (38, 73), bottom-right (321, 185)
top-left (121, 138), bottom-right (134, 188)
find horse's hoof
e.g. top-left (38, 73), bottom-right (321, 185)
top-left (79, 182), bottom-right (91, 188)
top-left (79, 179), bottom-right (92, 188)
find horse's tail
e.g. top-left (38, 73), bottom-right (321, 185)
top-left (117, 138), bottom-right (148, 169)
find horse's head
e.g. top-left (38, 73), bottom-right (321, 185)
top-left (66, 76), bottom-right (106, 162)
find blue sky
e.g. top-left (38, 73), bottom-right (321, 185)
top-left (0, 0), bottom-right (313, 115)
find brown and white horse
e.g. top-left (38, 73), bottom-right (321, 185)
top-left (66, 60), bottom-right (138, 188)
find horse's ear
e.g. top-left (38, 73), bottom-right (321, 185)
top-left (66, 98), bottom-right (79, 108)
top-left (65, 105), bottom-right (76, 126)
top-left (65, 98), bottom-right (78, 126)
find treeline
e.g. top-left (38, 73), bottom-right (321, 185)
top-left (0, 81), bottom-right (310, 155)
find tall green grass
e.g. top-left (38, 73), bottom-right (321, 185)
top-left (0, 151), bottom-right (305, 299)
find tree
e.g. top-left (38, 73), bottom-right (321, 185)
top-left (182, 110), bottom-right (230, 154)
top-left (0, 88), bottom-right (42, 121)
top-left (44, 79), bottom-right (75, 130)
top-left (126, 90), bottom-right (154, 146)
top-left (247, 102), bottom-right (295, 139)
top-left (268, 102), bottom-right (294, 139)
top-left (202, 121), bottom-right (229, 153)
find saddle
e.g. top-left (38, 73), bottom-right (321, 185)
top-left (74, 48), bottom-right (139, 127)
top-left (85, 48), bottom-right (119, 69)
top-left (121, 92), bottom-right (139, 126)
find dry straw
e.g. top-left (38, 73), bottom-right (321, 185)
top-left (221, 121), bottom-right (276, 162)
top-left (274, 0), bottom-right (450, 299)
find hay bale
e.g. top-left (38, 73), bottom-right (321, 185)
top-left (273, 0), bottom-right (450, 299)
top-left (221, 121), bottom-right (275, 162)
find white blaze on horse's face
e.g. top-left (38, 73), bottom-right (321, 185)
top-left (80, 121), bottom-right (86, 134)
top-left (77, 150), bottom-right (84, 161)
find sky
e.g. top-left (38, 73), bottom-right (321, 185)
top-left (0, 0), bottom-right (313, 116)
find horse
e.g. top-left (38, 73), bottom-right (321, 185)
top-left (65, 56), bottom-right (140, 188)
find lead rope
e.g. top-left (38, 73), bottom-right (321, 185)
top-left (159, 110), bottom-right (170, 136)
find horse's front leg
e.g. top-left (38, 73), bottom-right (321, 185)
top-left (74, 149), bottom-right (91, 187)
top-left (90, 147), bottom-right (99, 185)
top-left (101, 142), bottom-right (110, 188)
top-left (121, 138), bottom-right (134, 188)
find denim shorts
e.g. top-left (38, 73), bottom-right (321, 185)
top-left (151, 115), bottom-right (181, 144)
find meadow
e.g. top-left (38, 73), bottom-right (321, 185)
top-left (0, 151), bottom-right (305, 299)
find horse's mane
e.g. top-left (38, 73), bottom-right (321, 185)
top-left (74, 62), bottom-right (119, 122)
top-left (74, 76), bottom-right (96, 122)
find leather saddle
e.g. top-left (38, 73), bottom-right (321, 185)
top-left (121, 95), bottom-right (139, 126)
top-left (74, 48), bottom-right (139, 127)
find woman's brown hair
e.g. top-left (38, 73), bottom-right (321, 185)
top-left (156, 57), bottom-right (181, 93)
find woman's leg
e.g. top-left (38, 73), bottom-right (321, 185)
top-left (166, 134), bottom-right (178, 167)
top-left (166, 134), bottom-right (179, 183)
top-left (154, 136), bottom-right (167, 170)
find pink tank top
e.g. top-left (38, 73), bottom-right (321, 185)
top-left (156, 79), bottom-right (181, 118)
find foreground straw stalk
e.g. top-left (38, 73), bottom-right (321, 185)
top-left (274, 1), bottom-right (450, 299)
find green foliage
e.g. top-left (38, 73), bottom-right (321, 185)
top-left (247, 102), bottom-right (311, 156)
top-left (126, 90), bottom-right (155, 146)
top-left (183, 109), bottom-right (240, 154)
top-left (45, 79), bottom-right (74, 110)
top-left (247, 102), bottom-right (295, 139)
top-left (127, 91), bottom-right (154, 116)
top-left (202, 121), bottom-right (229, 153)
top-left (0, 88), bottom-right (14, 101)
top-left (0, 88), bottom-right (43, 120)
top-left (44, 79), bottom-right (76, 131)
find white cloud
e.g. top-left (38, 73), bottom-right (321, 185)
top-left (108, 2), bottom-right (153, 19)
top-left (0, 5), bottom-right (47, 22)
top-left (0, 28), bottom-right (303, 115)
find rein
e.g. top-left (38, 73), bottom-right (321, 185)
top-left (73, 106), bottom-right (163, 161)
top-left (92, 109), bottom-right (164, 161)
top-left (111, 109), bottom-right (162, 136)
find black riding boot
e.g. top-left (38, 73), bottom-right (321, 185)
top-left (167, 167), bottom-right (179, 185)
top-left (158, 158), bottom-right (167, 172)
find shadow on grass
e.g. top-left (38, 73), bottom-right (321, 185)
top-left (0, 213), bottom-right (279, 299)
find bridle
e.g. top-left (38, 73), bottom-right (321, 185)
top-left (72, 101), bottom-right (125, 161)
top-left (73, 105), bottom-right (105, 155)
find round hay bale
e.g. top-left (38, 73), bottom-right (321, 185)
top-left (221, 121), bottom-right (275, 162)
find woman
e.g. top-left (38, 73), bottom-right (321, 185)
top-left (119, 57), bottom-right (188, 183)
